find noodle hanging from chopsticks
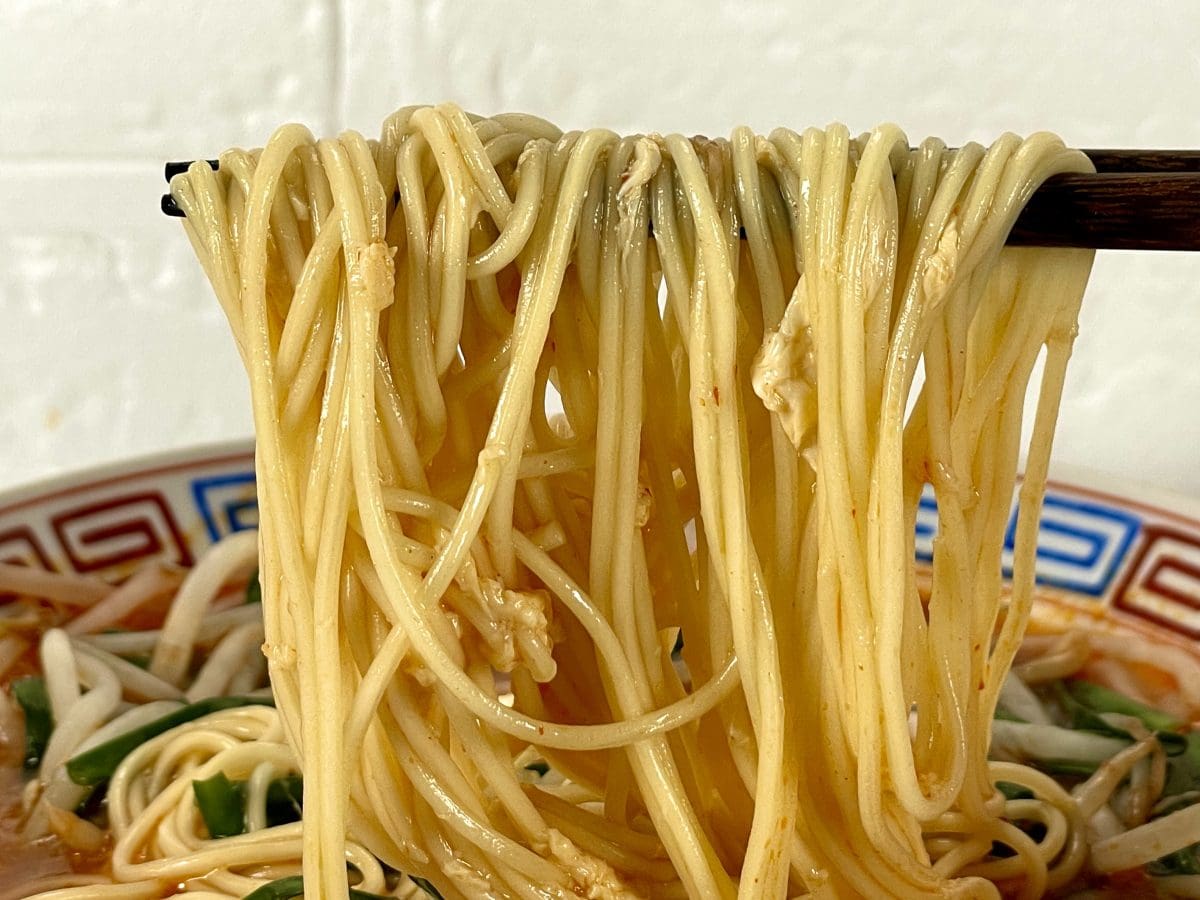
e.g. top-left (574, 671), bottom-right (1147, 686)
top-left (168, 104), bottom-right (1095, 899)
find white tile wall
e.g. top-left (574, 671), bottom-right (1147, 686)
top-left (3, 1), bottom-right (1200, 494)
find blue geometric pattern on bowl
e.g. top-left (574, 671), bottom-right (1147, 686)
top-left (193, 470), bottom-right (1143, 599)
top-left (191, 471), bottom-right (259, 541)
top-left (912, 483), bottom-right (1140, 597)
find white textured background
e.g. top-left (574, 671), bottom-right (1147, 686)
top-left (2, 1), bottom-right (1199, 494)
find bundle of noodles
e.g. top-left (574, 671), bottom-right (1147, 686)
top-left (163, 105), bottom-right (1098, 898)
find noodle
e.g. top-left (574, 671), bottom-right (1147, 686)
top-left (160, 105), bottom-right (1098, 898)
top-left (13, 104), bottom-right (1162, 898)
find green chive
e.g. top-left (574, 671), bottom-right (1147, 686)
top-left (995, 781), bottom-right (1034, 801)
top-left (1039, 758), bottom-right (1103, 777)
top-left (1046, 680), bottom-right (1186, 756)
top-left (1064, 679), bottom-right (1183, 733)
top-left (192, 771), bottom-right (246, 838)
top-left (242, 876), bottom-right (390, 899)
top-left (12, 676), bottom-right (53, 769)
top-left (1148, 842), bottom-right (1200, 876)
top-left (66, 696), bottom-right (274, 786)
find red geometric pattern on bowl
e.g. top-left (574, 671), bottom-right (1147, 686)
top-left (1113, 524), bottom-right (1200, 641)
top-left (50, 492), bottom-right (193, 574)
top-left (1024, 482), bottom-right (1200, 661)
top-left (0, 525), bottom-right (54, 569)
top-left (0, 442), bottom-right (254, 584)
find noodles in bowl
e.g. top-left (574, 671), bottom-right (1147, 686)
top-left (5, 105), bottom-right (1200, 898)
top-left (8, 519), bottom-right (1200, 898)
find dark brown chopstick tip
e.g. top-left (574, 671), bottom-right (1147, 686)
top-left (161, 193), bottom-right (186, 217)
top-left (1082, 149), bottom-right (1200, 173)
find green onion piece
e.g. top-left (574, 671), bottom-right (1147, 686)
top-left (995, 781), bottom-right (1034, 801)
top-left (1047, 680), bottom-right (1186, 756)
top-left (1147, 793), bottom-right (1200, 875)
top-left (12, 676), bottom-right (53, 769)
top-left (1050, 681), bottom-right (1136, 741)
top-left (242, 877), bottom-right (304, 900)
top-left (242, 876), bottom-right (390, 899)
top-left (193, 771), bottom-right (246, 838)
top-left (1065, 679), bottom-right (1183, 733)
top-left (246, 569), bottom-right (262, 605)
top-left (265, 774), bottom-right (304, 827)
top-left (1039, 758), bottom-right (1106, 777)
top-left (1149, 846), bottom-right (1200, 876)
top-left (66, 696), bottom-right (274, 786)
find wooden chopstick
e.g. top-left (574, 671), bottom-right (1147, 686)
top-left (1004, 149), bottom-right (1200, 251)
top-left (1081, 149), bottom-right (1200, 173)
top-left (160, 151), bottom-right (1200, 251)
top-left (1008, 171), bottom-right (1200, 250)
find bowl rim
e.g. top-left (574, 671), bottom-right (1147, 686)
top-left (0, 439), bottom-right (256, 513)
top-left (4, 439), bottom-right (1200, 657)
top-left (2, 439), bottom-right (1195, 521)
